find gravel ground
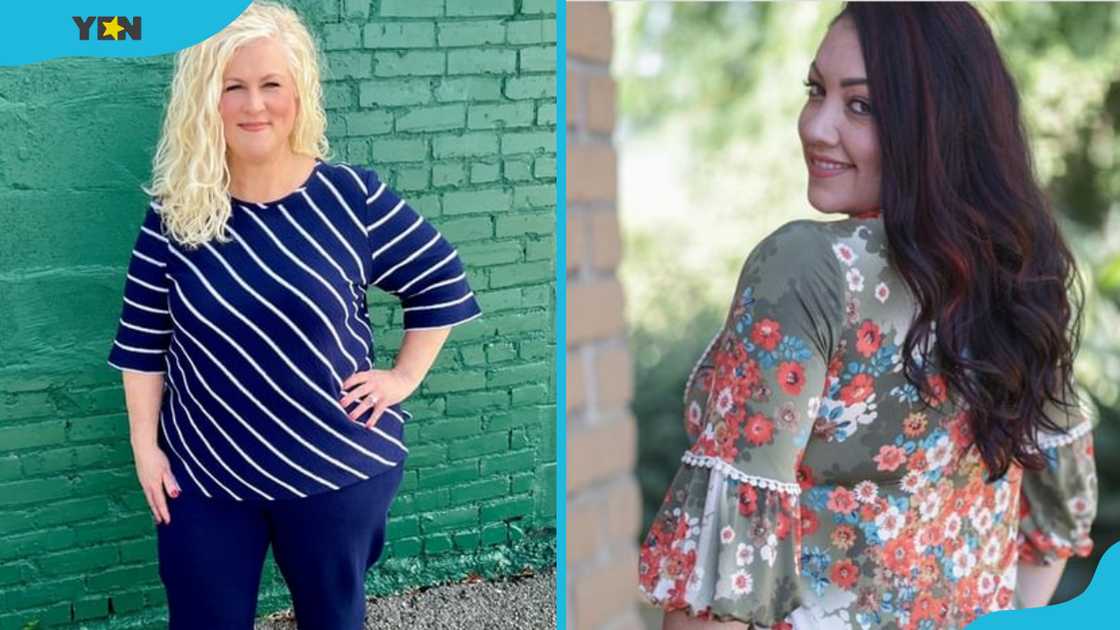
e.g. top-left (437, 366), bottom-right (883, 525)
top-left (255, 567), bottom-right (556, 630)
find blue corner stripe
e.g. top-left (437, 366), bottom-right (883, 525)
top-left (1, 2), bottom-right (252, 66)
top-left (967, 540), bottom-right (1120, 628)
top-left (555, 1), bottom-right (567, 629)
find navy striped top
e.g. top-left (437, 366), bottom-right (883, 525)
top-left (106, 158), bottom-right (482, 501)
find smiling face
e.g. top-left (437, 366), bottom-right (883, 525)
top-left (219, 36), bottom-right (300, 166)
top-left (798, 15), bottom-right (882, 216)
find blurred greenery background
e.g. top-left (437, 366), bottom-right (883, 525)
top-left (612, 0), bottom-right (1120, 611)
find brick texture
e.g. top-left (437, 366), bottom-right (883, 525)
top-left (566, 4), bottom-right (640, 629)
top-left (0, 1), bottom-right (556, 627)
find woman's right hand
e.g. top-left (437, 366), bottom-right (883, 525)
top-left (132, 442), bottom-right (181, 525)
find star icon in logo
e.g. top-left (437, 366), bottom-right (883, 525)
top-left (101, 16), bottom-right (125, 40)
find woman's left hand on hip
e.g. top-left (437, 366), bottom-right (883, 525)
top-left (339, 368), bottom-right (419, 428)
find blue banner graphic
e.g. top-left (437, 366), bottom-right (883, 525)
top-left (0, 2), bottom-right (251, 66)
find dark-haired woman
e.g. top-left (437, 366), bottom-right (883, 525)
top-left (638, 4), bottom-right (1098, 629)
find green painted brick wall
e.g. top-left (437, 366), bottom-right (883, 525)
top-left (0, 0), bottom-right (556, 627)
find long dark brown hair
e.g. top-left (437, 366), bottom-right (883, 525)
top-left (836, 2), bottom-right (1085, 481)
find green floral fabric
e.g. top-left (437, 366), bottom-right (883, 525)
top-left (638, 214), bottom-right (1098, 629)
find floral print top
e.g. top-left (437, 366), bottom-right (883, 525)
top-left (638, 213), bottom-right (1098, 629)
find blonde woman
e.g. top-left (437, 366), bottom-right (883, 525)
top-left (105, 2), bottom-right (481, 627)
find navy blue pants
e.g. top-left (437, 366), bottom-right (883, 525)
top-left (155, 464), bottom-right (404, 630)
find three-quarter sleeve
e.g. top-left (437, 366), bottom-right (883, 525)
top-left (1017, 386), bottom-right (1098, 567)
top-left (639, 221), bottom-right (846, 625)
top-left (362, 168), bottom-right (483, 331)
top-left (106, 202), bottom-right (173, 374)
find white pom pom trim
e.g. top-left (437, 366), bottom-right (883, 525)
top-left (680, 451), bottom-right (802, 496)
top-left (1031, 419), bottom-right (1093, 451)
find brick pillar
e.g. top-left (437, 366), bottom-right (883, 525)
top-left (566, 4), bottom-right (642, 630)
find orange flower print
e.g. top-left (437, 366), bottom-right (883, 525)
top-left (830, 558), bottom-right (860, 590)
top-left (751, 318), bottom-right (782, 351)
top-left (902, 412), bottom-right (928, 438)
top-left (664, 547), bottom-right (695, 581)
top-left (881, 536), bottom-right (916, 577)
top-left (907, 450), bottom-right (928, 473)
top-left (776, 361), bottom-right (806, 396)
top-left (954, 575), bottom-right (981, 616)
top-left (800, 505), bottom-right (820, 536)
top-left (948, 411), bottom-right (974, 448)
top-left (855, 320), bottom-right (883, 357)
top-left (911, 592), bottom-right (946, 623)
top-left (827, 486), bottom-right (859, 515)
top-left (744, 413), bottom-right (775, 446)
top-left (738, 483), bottom-right (759, 517)
top-left (828, 348), bottom-right (844, 377)
top-left (916, 554), bottom-right (942, 587)
top-left (776, 510), bottom-right (792, 540)
top-left (830, 524), bottom-right (857, 551)
top-left (923, 373), bottom-right (948, 406)
top-left (796, 463), bottom-right (815, 491)
top-left (873, 444), bottom-right (907, 472)
top-left (840, 373), bottom-right (875, 405)
top-left (996, 586), bottom-right (1014, 610)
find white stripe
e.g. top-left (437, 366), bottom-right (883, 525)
top-left (403, 310), bottom-right (483, 331)
top-left (151, 200), bottom-right (163, 210)
top-left (168, 338), bottom-right (308, 498)
top-left (132, 249), bottom-right (166, 268)
top-left (406, 272), bottom-right (466, 300)
top-left (365, 199), bottom-right (404, 233)
top-left (365, 182), bottom-right (387, 206)
top-left (372, 232), bottom-right (441, 287)
top-left (371, 215), bottom-right (423, 262)
top-left (383, 408), bottom-right (408, 424)
top-left (140, 225), bottom-right (168, 243)
top-left (127, 273), bottom-right (168, 294)
top-left (106, 360), bottom-right (165, 375)
top-left (338, 163), bottom-right (368, 195)
top-left (123, 295), bottom-right (168, 315)
top-left (276, 202), bottom-right (373, 337)
top-left (237, 208), bottom-right (372, 356)
top-left (120, 318), bottom-right (172, 335)
top-left (159, 396), bottom-right (212, 499)
top-left (358, 407), bottom-right (408, 451)
top-left (402, 291), bottom-right (475, 313)
top-left (166, 274), bottom-right (394, 469)
top-left (302, 186), bottom-right (367, 284)
top-left (167, 349), bottom-right (281, 500)
top-left (317, 170), bottom-right (369, 239)
top-left (394, 250), bottom-right (458, 295)
top-left (217, 228), bottom-right (357, 378)
top-left (113, 340), bottom-right (164, 354)
top-left (168, 253), bottom-right (400, 463)
top-left (166, 295), bottom-right (345, 490)
top-left (165, 379), bottom-right (241, 501)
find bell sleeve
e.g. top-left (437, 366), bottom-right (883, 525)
top-left (361, 168), bottom-right (482, 331)
top-left (1016, 385), bottom-right (1099, 567)
top-left (106, 202), bottom-right (173, 374)
top-left (639, 221), bottom-right (846, 625)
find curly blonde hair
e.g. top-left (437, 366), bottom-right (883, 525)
top-left (143, 0), bottom-right (331, 249)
